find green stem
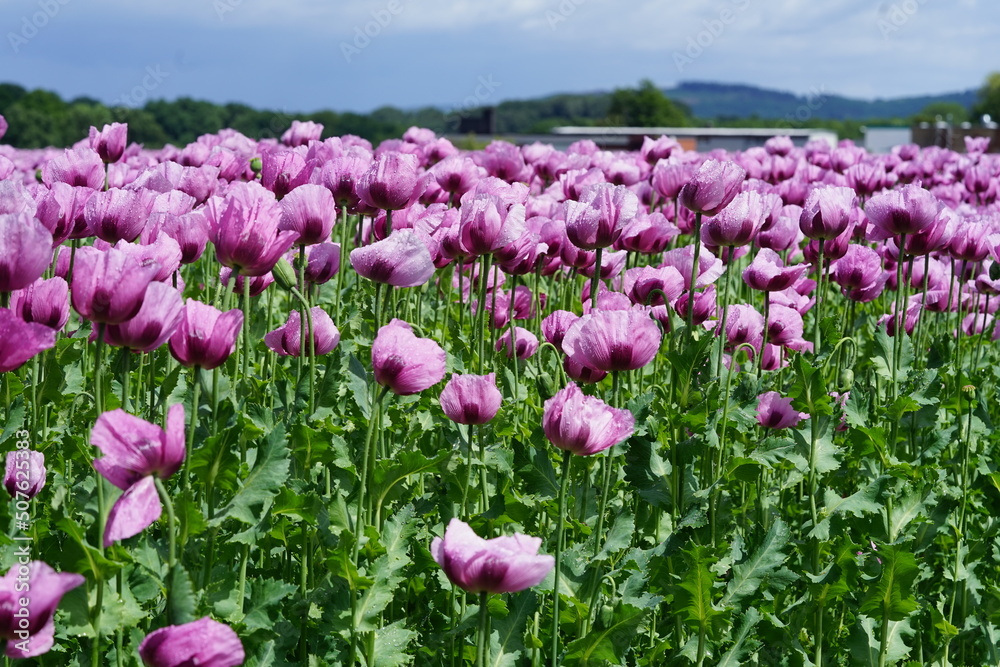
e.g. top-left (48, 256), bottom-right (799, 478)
top-left (813, 239), bottom-right (826, 352)
top-left (551, 454), bottom-right (572, 667)
top-left (153, 477), bottom-right (177, 570)
top-left (590, 246), bottom-right (604, 311)
top-left (477, 591), bottom-right (489, 667)
top-left (686, 212), bottom-right (703, 336)
top-left (184, 367), bottom-right (202, 493)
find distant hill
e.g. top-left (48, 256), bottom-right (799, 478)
top-left (661, 81), bottom-right (978, 122)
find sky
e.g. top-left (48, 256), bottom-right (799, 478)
top-left (1, 0), bottom-right (997, 115)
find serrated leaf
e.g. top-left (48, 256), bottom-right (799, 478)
top-left (809, 476), bottom-right (888, 540)
top-left (860, 546), bottom-right (920, 622)
top-left (849, 615), bottom-right (914, 665)
top-left (596, 511), bottom-right (635, 561)
top-left (561, 604), bottom-right (646, 666)
top-left (354, 505), bottom-right (416, 631)
top-left (674, 546), bottom-right (726, 636)
top-left (721, 518), bottom-right (790, 608)
top-left (888, 486), bottom-right (935, 541)
top-left (373, 450), bottom-right (450, 507)
top-left (623, 438), bottom-right (672, 510)
top-left (243, 578), bottom-right (297, 631)
top-left (489, 591), bottom-right (537, 667)
top-left (210, 424), bottom-right (290, 526)
top-left (371, 619), bottom-right (416, 667)
top-left (716, 608), bottom-right (761, 667)
top-left (348, 353), bottom-right (371, 418)
top-left (167, 563), bottom-right (198, 625)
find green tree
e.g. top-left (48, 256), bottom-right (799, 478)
top-left (607, 79), bottom-right (690, 127)
top-left (972, 72), bottom-right (1000, 123)
top-left (912, 101), bottom-right (969, 124)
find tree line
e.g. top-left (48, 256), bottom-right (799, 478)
top-left (1, 76), bottom-right (997, 149)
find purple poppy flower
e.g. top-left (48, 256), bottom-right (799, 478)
top-left (260, 149), bottom-right (311, 200)
top-left (866, 184), bottom-right (940, 240)
top-left (829, 245), bottom-right (886, 302)
top-left (431, 519), bottom-right (553, 594)
top-left (660, 244), bottom-right (725, 289)
top-left (92, 404), bottom-right (185, 546)
top-left (4, 450), bottom-right (45, 499)
top-left (743, 248), bottom-right (810, 293)
top-left (0, 309), bottom-right (56, 373)
top-left (71, 246), bottom-right (160, 325)
top-left (561, 309), bottom-right (662, 372)
top-left (104, 282), bottom-right (184, 353)
top-left (459, 194), bottom-right (527, 257)
top-left (41, 147), bottom-right (104, 189)
top-left (622, 265), bottom-right (686, 307)
top-left (431, 155), bottom-right (483, 198)
top-left (673, 284), bottom-right (718, 325)
top-left (321, 147), bottom-right (371, 210)
top-left (0, 561), bottom-right (84, 659)
top-left (168, 300), bottom-right (243, 370)
top-left (799, 186), bottom-right (857, 241)
top-left (439, 373), bottom-right (502, 425)
top-left (720, 304), bottom-right (765, 358)
top-left (757, 204), bottom-right (803, 251)
top-left (34, 183), bottom-right (95, 244)
top-left (616, 211), bottom-right (679, 254)
top-left (766, 304), bottom-right (812, 353)
top-left (0, 213), bottom-right (53, 293)
top-left (701, 190), bottom-right (767, 248)
top-left (83, 187), bottom-right (155, 243)
top-left (264, 308), bottom-right (340, 357)
top-left (474, 141), bottom-right (529, 183)
top-left (541, 310), bottom-right (579, 354)
top-left (565, 183), bottom-right (638, 250)
top-left (279, 183), bottom-right (336, 246)
top-left (372, 319), bottom-right (446, 395)
top-left (158, 212), bottom-right (211, 265)
top-left (350, 229), bottom-right (435, 287)
top-left (89, 123), bottom-right (128, 164)
top-left (207, 181), bottom-right (300, 277)
top-left (496, 326), bottom-right (539, 360)
top-left (0, 115), bottom-right (6, 140)
top-left (304, 242), bottom-right (341, 284)
top-left (543, 382), bottom-right (634, 456)
top-left (756, 391), bottom-right (809, 429)
top-left (358, 152), bottom-right (421, 212)
top-left (678, 159), bottom-right (746, 216)
top-left (281, 120), bottom-right (323, 147)
top-left (139, 617), bottom-right (245, 667)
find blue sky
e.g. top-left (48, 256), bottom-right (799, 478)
top-left (1, 0), bottom-right (997, 114)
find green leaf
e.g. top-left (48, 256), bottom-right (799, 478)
top-left (849, 615), bottom-right (915, 665)
top-left (596, 511), bottom-right (635, 561)
top-left (354, 505), bottom-right (416, 632)
top-left (348, 353), bottom-right (371, 418)
top-left (674, 546), bottom-right (726, 636)
top-left (720, 518), bottom-right (791, 608)
top-left (167, 563), bottom-right (198, 625)
top-left (371, 619), bottom-right (416, 667)
top-left (623, 438), bottom-right (672, 510)
top-left (489, 591), bottom-right (537, 667)
top-left (859, 546), bottom-right (920, 622)
top-left (809, 476), bottom-right (888, 541)
top-left (561, 604), bottom-right (646, 666)
top-left (888, 486), bottom-right (935, 541)
top-left (210, 424), bottom-right (290, 526)
top-left (716, 608), bottom-right (762, 667)
top-left (243, 578), bottom-right (297, 631)
top-left (373, 450), bottom-right (450, 507)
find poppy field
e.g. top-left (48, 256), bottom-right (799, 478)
top-left (0, 114), bottom-right (999, 666)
